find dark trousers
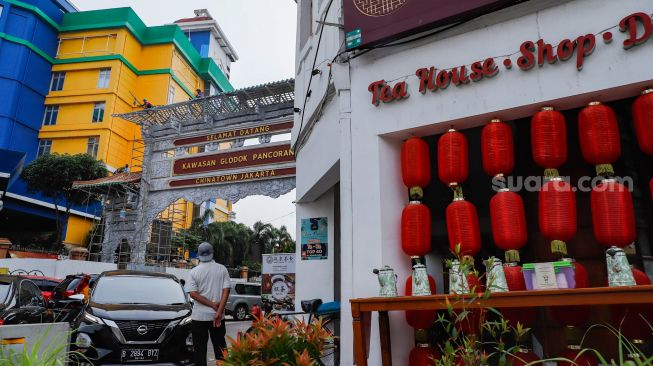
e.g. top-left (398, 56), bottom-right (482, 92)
top-left (192, 320), bottom-right (226, 366)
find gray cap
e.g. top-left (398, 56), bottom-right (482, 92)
top-left (197, 242), bottom-right (213, 262)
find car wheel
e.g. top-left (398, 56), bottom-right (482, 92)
top-left (235, 304), bottom-right (248, 321)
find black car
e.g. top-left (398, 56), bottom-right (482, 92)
top-left (0, 275), bottom-right (52, 325)
top-left (71, 270), bottom-right (194, 365)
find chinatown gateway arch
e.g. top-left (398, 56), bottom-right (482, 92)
top-left (73, 80), bottom-right (296, 267)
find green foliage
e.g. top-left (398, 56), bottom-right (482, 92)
top-left (0, 328), bottom-right (88, 366)
top-left (20, 153), bottom-right (107, 249)
top-left (221, 315), bottom-right (333, 366)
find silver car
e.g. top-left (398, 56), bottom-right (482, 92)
top-left (226, 281), bottom-right (262, 321)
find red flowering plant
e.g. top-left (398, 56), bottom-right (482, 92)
top-left (220, 315), bottom-right (334, 366)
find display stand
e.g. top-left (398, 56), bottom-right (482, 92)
top-left (350, 285), bottom-right (653, 366)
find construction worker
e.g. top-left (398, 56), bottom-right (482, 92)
top-left (140, 98), bottom-right (154, 109)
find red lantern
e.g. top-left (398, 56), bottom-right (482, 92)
top-left (402, 202), bottom-right (432, 256)
top-left (550, 260), bottom-right (591, 327)
top-left (490, 191), bottom-right (527, 262)
top-left (446, 198), bottom-right (481, 257)
top-left (405, 275), bottom-right (437, 329)
top-left (557, 348), bottom-right (599, 366)
top-left (578, 102), bottom-right (621, 174)
top-left (402, 137), bottom-right (431, 199)
top-left (482, 119), bottom-right (514, 177)
top-left (456, 272), bottom-right (484, 335)
top-left (409, 344), bottom-right (440, 366)
top-left (590, 180), bottom-right (636, 248)
top-left (531, 107), bottom-right (567, 171)
top-left (539, 178), bottom-right (576, 255)
top-left (611, 268), bottom-right (653, 342)
top-left (504, 264), bottom-right (526, 291)
top-left (438, 129), bottom-right (468, 186)
top-left (632, 88), bottom-right (653, 156)
top-left (507, 349), bottom-right (540, 366)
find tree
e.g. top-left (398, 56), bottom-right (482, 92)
top-left (21, 153), bottom-right (107, 249)
top-left (251, 221), bottom-right (275, 255)
top-left (273, 225), bottom-right (295, 253)
top-left (206, 221), bottom-right (252, 268)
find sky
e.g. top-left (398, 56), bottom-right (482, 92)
top-left (69, 0), bottom-right (298, 237)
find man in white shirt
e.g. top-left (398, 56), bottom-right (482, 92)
top-left (186, 242), bottom-right (231, 365)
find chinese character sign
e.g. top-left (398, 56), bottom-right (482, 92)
top-left (262, 253), bottom-right (296, 312)
top-left (301, 217), bottom-right (328, 260)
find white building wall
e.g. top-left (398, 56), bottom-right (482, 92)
top-left (294, 0), bottom-right (653, 364)
top-left (295, 187), bottom-right (336, 310)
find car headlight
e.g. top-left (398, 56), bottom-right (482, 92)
top-left (180, 316), bottom-right (192, 326)
top-left (75, 333), bottom-right (92, 349)
top-left (83, 312), bottom-right (103, 324)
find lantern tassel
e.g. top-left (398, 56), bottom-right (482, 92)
top-left (452, 185), bottom-right (464, 200)
top-left (551, 240), bottom-right (568, 256)
top-left (505, 249), bottom-right (520, 263)
top-left (595, 164), bottom-right (614, 177)
top-left (544, 169), bottom-right (560, 178)
top-left (409, 186), bottom-right (424, 200)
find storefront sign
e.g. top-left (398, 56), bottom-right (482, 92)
top-left (172, 120), bottom-right (293, 146)
top-left (173, 144), bottom-right (295, 175)
top-left (262, 253), bottom-right (296, 312)
top-left (300, 217), bottom-right (328, 260)
top-left (169, 167), bottom-right (296, 188)
top-left (368, 11), bottom-right (652, 106)
top-left (344, 0), bottom-right (512, 49)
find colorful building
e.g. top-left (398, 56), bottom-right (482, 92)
top-left (0, 3), bottom-right (236, 247)
top-left (0, 0), bottom-right (88, 247)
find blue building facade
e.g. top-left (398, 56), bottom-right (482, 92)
top-left (0, 0), bottom-right (95, 243)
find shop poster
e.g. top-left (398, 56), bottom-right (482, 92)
top-left (300, 217), bottom-right (328, 260)
top-left (262, 253), bottom-right (296, 312)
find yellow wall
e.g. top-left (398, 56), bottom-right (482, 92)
top-left (64, 215), bottom-right (94, 247)
top-left (41, 26), bottom-right (210, 245)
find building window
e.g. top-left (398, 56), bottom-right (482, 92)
top-left (97, 68), bottom-right (111, 88)
top-left (42, 105), bottom-right (59, 126)
top-left (37, 140), bottom-right (52, 156)
top-left (167, 85), bottom-right (175, 104)
top-left (86, 137), bottom-right (99, 158)
top-left (92, 102), bottom-right (105, 122)
top-left (50, 72), bottom-right (65, 91)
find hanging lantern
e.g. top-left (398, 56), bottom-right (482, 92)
top-left (402, 137), bottom-right (431, 200)
top-left (578, 101), bottom-right (621, 176)
top-left (539, 178), bottom-right (576, 256)
top-left (557, 348), bottom-right (599, 366)
top-left (531, 106), bottom-right (567, 176)
top-left (402, 202), bottom-right (432, 256)
top-left (438, 129), bottom-right (469, 187)
top-left (611, 268), bottom-right (653, 343)
top-left (590, 179), bottom-right (636, 248)
top-left (482, 119), bottom-right (514, 178)
top-left (550, 260), bottom-right (591, 327)
top-left (456, 272), bottom-right (484, 335)
top-left (446, 198), bottom-right (481, 258)
top-left (490, 190), bottom-right (527, 262)
top-left (632, 88), bottom-right (653, 156)
top-left (507, 349), bottom-right (540, 366)
top-left (409, 344), bottom-right (440, 366)
top-left (405, 275), bottom-right (437, 329)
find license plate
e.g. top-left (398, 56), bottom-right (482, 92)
top-left (121, 348), bottom-right (159, 362)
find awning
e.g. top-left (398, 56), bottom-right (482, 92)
top-left (72, 172), bottom-right (142, 189)
top-left (0, 149), bottom-right (26, 192)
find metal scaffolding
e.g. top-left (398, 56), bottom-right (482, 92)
top-left (114, 79), bottom-right (295, 127)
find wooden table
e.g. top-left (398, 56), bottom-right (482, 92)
top-left (350, 285), bottom-right (653, 366)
